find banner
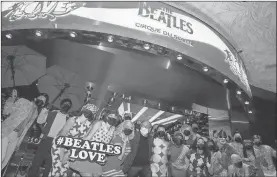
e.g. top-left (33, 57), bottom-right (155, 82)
top-left (1, 2), bottom-right (252, 97)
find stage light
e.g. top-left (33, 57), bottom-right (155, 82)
top-left (203, 67), bottom-right (209, 72)
top-left (70, 31), bottom-right (77, 38)
top-left (158, 103), bottom-right (161, 108)
top-left (143, 99), bottom-right (148, 105)
top-left (127, 96), bottom-right (131, 101)
top-left (248, 110), bottom-right (252, 114)
top-left (244, 101), bottom-right (249, 105)
top-left (171, 107), bottom-right (175, 112)
top-left (177, 54), bottom-right (182, 60)
top-left (223, 79), bottom-right (229, 84)
top-left (107, 35), bottom-right (114, 42)
top-left (35, 30), bottom-right (42, 37)
top-left (5, 33), bottom-right (12, 39)
top-left (236, 90), bottom-right (242, 95)
top-left (143, 43), bottom-right (150, 50)
top-left (122, 94), bottom-right (125, 99)
top-left (166, 60), bottom-right (171, 69)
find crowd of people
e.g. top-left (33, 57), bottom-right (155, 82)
top-left (1, 88), bottom-right (276, 177)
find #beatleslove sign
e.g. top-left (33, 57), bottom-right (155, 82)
top-left (55, 136), bottom-right (122, 165)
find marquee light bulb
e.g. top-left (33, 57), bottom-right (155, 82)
top-left (166, 60), bottom-right (171, 69)
top-left (223, 79), bottom-right (229, 84)
top-left (107, 35), bottom-right (114, 42)
top-left (70, 31), bottom-right (77, 38)
top-left (5, 33), bottom-right (12, 39)
top-left (177, 54), bottom-right (182, 60)
top-left (236, 90), bottom-right (242, 95)
top-left (244, 101), bottom-right (249, 105)
top-left (143, 43), bottom-right (150, 50)
top-left (35, 30), bottom-right (42, 37)
top-left (248, 110), bottom-right (252, 114)
top-left (203, 67), bottom-right (209, 72)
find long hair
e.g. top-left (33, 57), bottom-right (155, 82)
top-left (191, 137), bottom-right (210, 158)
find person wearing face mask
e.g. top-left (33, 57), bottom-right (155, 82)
top-left (49, 103), bottom-right (98, 177)
top-left (28, 98), bottom-right (72, 177)
top-left (102, 120), bottom-right (135, 177)
top-left (69, 109), bottom-right (120, 177)
top-left (206, 139), bottom-right (227, 177)
top-left (123, 112), bottom-right (132, 121)
top-left (228, 154), bottom-right (250, 177)
top-left (186, 137), bottom-right (210, 177)
top-left (121, 120), bottom-right (153, 177)
top-left (2, 93), bottom-right (47, 170)
top-left (252, 135), bottom-right (276, 177)
top-left (230, 131), bottom-right (244, 159)
top-left (216, 130), bottom-right (238, 173)
top-left (151, 125), bottom-right (171, 177)
top-left (168, 132), bottom-right (190, 177)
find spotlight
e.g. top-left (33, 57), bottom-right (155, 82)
top-left (223, 79), bottom-right (229, 84)
top-left (236, 90), bottom-right (242, 95)
top-left (177, 54), bottom-right (182, 60)
top-left (203, 67), bottom-right (209, 72)
top-left (143, 99), bottom-right (148, 105)
top-left (244, 101), bottom-right (249, 105)
top-left (143, 43), bottom-right (150, 50)
top-left (171, 107), bottom-right (175, 112)
top-left (158, 103), bottom-right (161, 108)
top-left (35, 30), bottom-right (42, 37)
top-left (166, 60), bottom-right (171, 69)
top-left (5, 33), bottom-right (12, 39)
top-left (248, 110), bottom-right (252, 114)
top-left (69, 31), bottom-right (77, 38)
top-left (107, 35), bottom-right (114, 42)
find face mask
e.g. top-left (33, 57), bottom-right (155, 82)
top-left (173, 137), bottom-right (183, 146)
top-left (254, 141), bottom-right (261, 146)
top-left (107, 118), bottom-right (117, 126)
top-left (184, 130), bottom-right (191, 136)
top-left (123, 128), bottom-right (133, 136)
top-left (197, 144), bottom-right (205, 150)
top-left (61, 104), bottom-right (71, 113)
top-left (140, 127), bottom-right (149, 136)
top-left (35, 99), bottom-right (44, 107)
top-left (245, 144), bottom-right (252, 149)
top-left (235, 161), bottom-right (243, 168)
top-left (124, 116), bottom-right (132, 120)
top-left (157, 131), bottom-right (165, 138)
top-left (235, 137), bottom-right (242, 142)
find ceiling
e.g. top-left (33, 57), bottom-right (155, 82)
top-left (166, 2), bottom-right (276, 93)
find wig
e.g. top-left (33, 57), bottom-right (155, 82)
top-left (115, 120), bottom-right (135, 141)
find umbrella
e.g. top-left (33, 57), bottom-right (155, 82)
top-left (1, 45), bottom-right (46, 88)
top-left (37, 65), bottom-right (86, 111)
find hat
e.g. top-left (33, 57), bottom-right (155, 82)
top-left (81, 103), bottom-right (98, 115)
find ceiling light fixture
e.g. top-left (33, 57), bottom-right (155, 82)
top-left (236, 90), bottom-right (242, 95)
top-left (244, 101), bottom-right (249, 105)
top-left (203, 67), bottom-right (209, 72)
top-left (143, 43), bottom-right (150, 50)
top-left (166, 60), bottom-right (171, 69)
top-left (223, 79), bottom-right (229, 84)
top-left (35, 30), bottom-right (42, 37)
top-left (69, 31), bottom-right (77, 38)
top-left (107, 35), bottom-right (114, 42)
top-left (5, 33), bottom-right (12, 39)
top-left (248, 110), bottom-right (252, 114)
top-left (177, 54), bottom-right (182, 60)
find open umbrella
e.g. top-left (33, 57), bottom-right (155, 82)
top-left (37, 65), bottom-right (86, 111)
top-left (1, 45), bottom-right (46, 88)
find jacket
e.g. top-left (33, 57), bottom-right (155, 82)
top-left (121, 130), bottom-right (154, 173)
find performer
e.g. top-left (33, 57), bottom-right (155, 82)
top-left (121, 120), bottom-right (153, 177)
top-left (28, 98), bottom-right (72, 177)
top-left (1, 92), bottom-right (47, 169)
top-left (230, 131), bottom-right (244, 159)
top-left (49, 103), bottom-right (98, 177)
top-left (206, 139), bottom-right (227, 177)
top-left (186, 137), bottom-right (210, 177)
top-left (252, 135), bottom-right (276, 177)
top-left (102, 120), bottom-right (135, 177)
top-left (151, 125), bottom-right (171, 177)
top-left (69, 109), bottom-right (120, 177)
top-left (168, 131), bottom-right (190, 177)
top-left (228, 154), bottom-right (250, 177)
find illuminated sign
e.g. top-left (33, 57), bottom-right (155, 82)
top-left (4, 2), bottom-right (84, 21)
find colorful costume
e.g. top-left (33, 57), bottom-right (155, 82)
top-left (49, 117), bottom-right (92, 177)
top-left (168, 143), bottom-right (190, 177)
top-left (187, 152), bottom-right (209, 177)
top-left (70, 121), bottom-right (115, 175)
top-left (208, 151), bottom-right (227, 177)
top-left (1, 98), bottom-right (38, 169)
top-left (102, 120), bottom-right (134, 177)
